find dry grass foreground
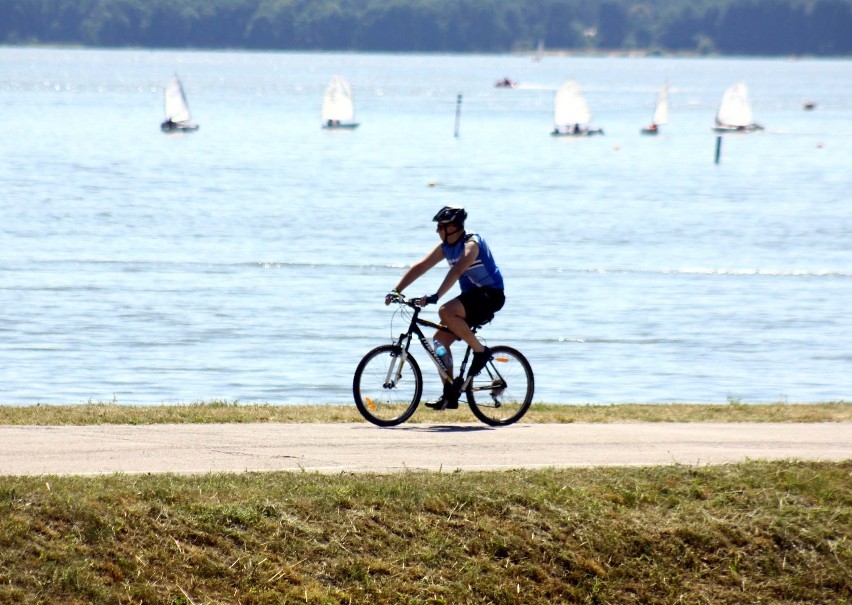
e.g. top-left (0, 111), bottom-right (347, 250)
top-left (0, 401), bottom-right (850, 425)
top-left (0, 461), bottom-right (849, 604)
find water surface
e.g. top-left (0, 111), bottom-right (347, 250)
top-left (1, 48), bottom-right (850, 404)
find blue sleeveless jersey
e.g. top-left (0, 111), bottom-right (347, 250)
top-left (441, 233), bottom-right (504, 292)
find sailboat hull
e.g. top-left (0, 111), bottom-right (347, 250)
top-left (322, 122), bottom-right (359, 130)
top-left (712, 124), bottom-right (764, 133)
top-left (551, 128), bottom-right (604, 137)
top-left (640, 128), bottom-right (660, 135)
top-left (161, 120), bottom-right (199, 133)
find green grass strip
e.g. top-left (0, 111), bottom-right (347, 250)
top-left (1, 461), bottom-right (849, 604)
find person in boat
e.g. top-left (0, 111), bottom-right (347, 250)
top-left (161, 118), bottom-right (176, 131)
top-left (385, 206), bottom-right (505, 410)
top-left (647, 123), bottom-right (658, 132)
top-left (573, 124), bottom-right (581, 134)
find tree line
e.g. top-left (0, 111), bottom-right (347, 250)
top-left (1, 0), bottom-right (850, 55)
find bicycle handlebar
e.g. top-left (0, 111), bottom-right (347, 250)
top-left (387, 293), bottom-right (423, 309)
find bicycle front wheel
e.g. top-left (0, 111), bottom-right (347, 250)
top-left (353, 344), bottom-right (423, 427)
top-left (466, 345), bottom-right (534, 426)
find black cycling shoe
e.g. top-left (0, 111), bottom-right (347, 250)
top-left (467, 346), bottom-right (493, 378)
top-left (425, 382), bottom-right (459, 410)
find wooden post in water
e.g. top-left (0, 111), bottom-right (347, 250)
top-left (454, 94), bottom-right (462, 138)
top-left (714, 136), bottom-right (722, 164)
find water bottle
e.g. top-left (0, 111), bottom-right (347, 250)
top-left (433, 339), bottom-right (450, 367)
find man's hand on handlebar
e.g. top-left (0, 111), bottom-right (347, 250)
top-left (415, 293), bottom-right (439, 307)
top-left (384, 290), bottom-right (439, 308)
top-left (384, 289), bottom-right (403, 305)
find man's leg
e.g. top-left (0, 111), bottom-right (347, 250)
top-left (433, 329), bottom-right (456, 377)
top-left (438, 299), bottom-right (484, 354)
top-left (425, 324), bottom-right (461, 411)
top-left (439, 298), bottom-right (493, 379)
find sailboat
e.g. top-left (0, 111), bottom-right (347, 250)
top-left (641, 83), bottom-right (669, 135)
top-left (321, 75), bottom-right (359, 129)
top-left (533, 38), bottom-right (544, 62)
top-left (713, 82), bottom-right (763, 133)
top-left (160, 75), bottom-right (199, 133)
top-left (551, 80), bottom-right (603, 137)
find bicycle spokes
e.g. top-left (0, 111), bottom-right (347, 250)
top-left (354, 344), bottom-right (423, 427)
top-left (465, 345), bottom-right (534, 426)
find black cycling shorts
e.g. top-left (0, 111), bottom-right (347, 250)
top-left (457, 287), bottom-right (505, 327)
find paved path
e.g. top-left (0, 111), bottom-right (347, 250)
top-left (1, 423), bottom-right (850, 476)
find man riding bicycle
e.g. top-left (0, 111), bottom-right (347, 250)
top-left (385, 206), bottom-right (505, 410)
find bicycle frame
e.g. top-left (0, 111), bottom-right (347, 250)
top-left (388, 301), bottom-right (472, 388)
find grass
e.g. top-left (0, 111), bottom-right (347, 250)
top-left (0, 461), bottom-right (849, 604)
top-left (0, 400), bottom-right (849, 425)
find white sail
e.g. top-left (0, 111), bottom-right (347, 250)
top-left (716, 82), bottom-right (753, 127)
top-left (534, 38), bottom-right (544, 62)
top-left (652, 83), bottom-right (669, 125)
top-left (322, 75), bottom-right (355, 123)
top-left (553, 80), bottom-right (591, 128)
top-left (164, 75), bottom-right (192, 124)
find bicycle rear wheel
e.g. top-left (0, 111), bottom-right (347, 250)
top-left (353, 344), bottom-right (423, 427)
top-left (465, 345), bottom-right (534, 426)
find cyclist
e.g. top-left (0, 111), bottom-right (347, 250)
top-left (385, 206), bottom-right (505, 409)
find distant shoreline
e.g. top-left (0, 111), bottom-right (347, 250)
top-left (2, 44), bottom-right (849, 60)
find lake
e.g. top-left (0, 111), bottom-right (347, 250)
top-left (1, 48), bottom-right (850, 405)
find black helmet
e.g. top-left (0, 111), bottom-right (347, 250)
top-left (432, 206), bottom-right (467, 226)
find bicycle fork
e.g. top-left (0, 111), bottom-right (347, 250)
top-left (383, 336), bottom-right (410, 389)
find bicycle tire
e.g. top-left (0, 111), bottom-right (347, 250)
top-left (465, 345), bottom-right (534, 426)
top-left (353, 344), bottom-right (423, 427)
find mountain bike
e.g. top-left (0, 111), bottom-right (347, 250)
top-left (353, 294), bottom-right (534, 427)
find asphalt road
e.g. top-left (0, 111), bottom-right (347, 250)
top-left (1, 422), bottom-right (849, 476)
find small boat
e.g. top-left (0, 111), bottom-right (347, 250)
top-left (641, 83), bottom-right (669, 135)
top-left (160, 75), bottom-right (199, 133)
top-left (495, 77), bottom-right (518, 88)
top-left (321, 75), bottom-right (359, 129)
top-left (551, 80), bottom-right (603, 137)
top-left (803, 100), bottom-right (816, 111)
top-left (713, 82), bottom-right (763, 133)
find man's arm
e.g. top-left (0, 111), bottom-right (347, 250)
top-left (393, 244), bottom-right (445, 294)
